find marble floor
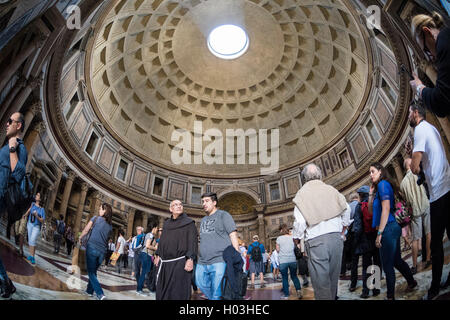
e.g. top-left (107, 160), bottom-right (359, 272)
top-left (1, 232), bottom-right (449, 301)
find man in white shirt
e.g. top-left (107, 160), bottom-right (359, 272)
top-left (292, 163), bottom-right (351, 300)
top-left (115, 229), bottom-right (127, 274)
top-left (409, 101), bottom-right (450, 299)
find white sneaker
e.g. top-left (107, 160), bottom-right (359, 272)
top-left (136, 291), bottom-right (147, 296)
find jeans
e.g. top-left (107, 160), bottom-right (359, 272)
top-left (137, 252), bottom-right (152, 291)
top-left (429, 191), bottom-right (450, 293)
top-left (379, 221), bottom-right (415, 299)
top-left (54, 234), bottom-right (62, 253)
top-left (195, 262), bottom-right (226, 300)
top-left (27, 223), bottom-right (40, 247)
top-left (279, 262), bottom-right (301, 296)
top-left (86, 246), bottom-right (106, 298)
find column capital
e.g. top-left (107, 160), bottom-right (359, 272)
top-left (58, 158), bottom-right (67, 169)
top-left (29, 100), bottom-right (42, 116)
top-left (32, 121), bottom-right (46, 134)
top-left (91, 190), bottom-right (102, 200)
top-left (67, 171), bottom-right (77, 181)
top-left (81, 182), bottom-right (89, 192)
top-left (254, 204), bottom-right (266, 214)
top-left (28, 75), bottom-right (42, 89)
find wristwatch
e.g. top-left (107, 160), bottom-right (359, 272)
top-left (377, 230), bottom-right (383, 236)
top-left (9, 146), bottom-right (16, 153)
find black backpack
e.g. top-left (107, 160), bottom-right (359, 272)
top-left (251, 244), bottom-right (262, 262)
top-left (57, 220), bottom-right (65, 235)
top-left (221, 270), bottom-right (247, 300)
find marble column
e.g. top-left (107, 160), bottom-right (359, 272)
top-left (48, 159), bottom-right (66, 217)
top-left (159, 216), bottom-right (165, 229)
top-left (32, 173), bottom-right (41, 195)
top-left (23, 100), bottom-right (42, 136)
top-left (73, 182), bottom-right (89, 235)
top-left (255, 204), bottom-right (266, 246)
top-left (126, 208), bottom-right (136, 238)
top-left (25, 121), bottom-right (46, 170)
top-left (0, 33), bottom-right (47, 93)
top-left (89, 190), bottom-right (102, 220)
top-left (142, 212), bottom-right (148, 232)
top-left (59, 171), bottom-right (76, 221)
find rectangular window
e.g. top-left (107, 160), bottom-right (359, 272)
top-left (191, 186), bottom-right (202, 204)
top-left (85, 132), bottom-right (99, 157)
top-left (270, 183), bottom-right (281, 201)
top-left (153, 177), bottom-right (164, 197)
top-left (381, 78), bottom-right (397, 105)
top-left (366, 119), bottom-right (381, 144)
top-left (65, 92), bottom-right (79, 120)
top-left (339, 150), bottom-right (351, 167)
top-left (116, 159), bottom-right (128, 181)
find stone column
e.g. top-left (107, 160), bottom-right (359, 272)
top-left (243, 226), bottom-right (250, 245)
top-left (126, 208), bottom-right (136, 239)
top-left (59, 171), bottom-right (76, 221)
top-left (23, 100), bottom-right (42, 136)
top-left (73, 182), bottom-right (89, 235)
top-left (32, 173), bottom-right (41, 195)
top-left (89, 190), bottom-right (102, 220)
top-left (159, 216), bottom-right (165, 228)
top-left (255, 204), bottom-right (266, 246)
top-left (25, 121), bottom-right (46, 170)
top-left (142, 212), bottom-right (148, 232)
top-left (392, 158), bottom-right (404, 186)
top-left (0, 33), bottom-right (47, 93)
top-left (48, 158), bottom-right (66, 216)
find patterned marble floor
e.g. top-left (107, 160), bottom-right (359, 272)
top-left (1, 232), bottom-right (449, 301)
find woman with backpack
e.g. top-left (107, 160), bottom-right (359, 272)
top-left (78, 203), bottom-right (113, 300)
top-left (368, 162), bottom-right (417, 300)
top-left (23, 192), bottom-right (45, 265)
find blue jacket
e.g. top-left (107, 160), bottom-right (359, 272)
top-left (222, 245), bottom-right (244, 298)
top-left (0, 139), bottom-right (27, 206)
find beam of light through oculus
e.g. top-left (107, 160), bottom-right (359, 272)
top-left (207, 24), bottom-right (249, 60)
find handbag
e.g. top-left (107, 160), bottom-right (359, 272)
top-left (109, 252), bottom-right (120, 266)
top-left (6, 172), bottom-right (34, 224)
top-left (80, 216), bottom-right (98, 249)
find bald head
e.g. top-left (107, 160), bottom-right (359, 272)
top-left (404, 158), bottom-right (412, 171)
top-left (301, 163), bottom-right (322, 183)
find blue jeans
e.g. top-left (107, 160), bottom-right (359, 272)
top-left (86, 246), bottom-right (106, 298)
top-left (379, 221), bottom-right (415, 298)
top-left (137, 252), bottom-right (152, 291)
top-left (195, 262), bottom-right (226, 300)
top-left (279, 262), bottom-right (301, 296)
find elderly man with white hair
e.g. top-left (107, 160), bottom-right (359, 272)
top-left (292, 164), bottom-right (351, 300)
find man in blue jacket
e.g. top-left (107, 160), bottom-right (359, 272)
top-left (0, 112), bottom-right (27, 299)
top-left (247, 234), bottom-right (266, 289)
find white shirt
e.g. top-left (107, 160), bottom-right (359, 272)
top-left (293, 203), bottom-right (351, 242)
top-left (270, 250), bottom-right (279, 266)
top-left (413, 120), bottom-right (450, 203)
top-left (116, 236), bottom-right (126, 254)
top-left (128, 237), bottom-right (136, 258)
top-left (108, 242), bottom-right (115, 251)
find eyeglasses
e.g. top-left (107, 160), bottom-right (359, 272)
top-left (7, 118), bottom-right (20, 125)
